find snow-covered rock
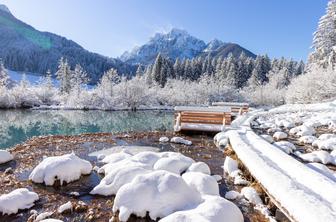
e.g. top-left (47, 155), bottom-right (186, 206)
top-left (297, 151), bottom-right (333, 165)
top-left (241, 187), bottom-right (263, 205)
top-left (260, 135), bottom-right (274, 143)
top-left (91, 166), bottom-right (151, 196)
top-left (153, 153), bottom-right (194, 174)
top-left (234, 176), bottom-right (249, 186)
top-left (273, 141), bottom-right (296, 154)
top-left (0, 150), bottom-right (14, 164)
top-left (318, 138), bottom-right (336, 151)
top-left (159, 137), bottom-right (169, 143)
top-left (39, 219), bottom-right (63, 222)
top-left (29, 153), bottom-right (92, 186)
top-left (182, 172), bottom-right (219, 196)
top-left (225, 191), bottom-right (241, 200)
top-left (186, 162), bottom-right (211, 175)
top-left (223, 157), bottom-right (239, 175)
top-left (35, 212), bottom-right (53, 221)
top-left (214, 132), bottom-right (229, 149)
top-left (113, 170), bottom-right (203, 221)
top-left (170, 137), bottom-right (192, 146)
top-left (273, 132), bottom-right (288, 140)
top-left (299, 136), bottom-right (317, 144)
top-left (0, 188), bottom-right (39, 215)
top-left (212, 175), bottom-right (222, 182)
top-left (159, 195), bottom-right (244, 222)
top-left (57, 201), bottom-right (72, 214)
top-left (101, 151), bottom-right (132, 164)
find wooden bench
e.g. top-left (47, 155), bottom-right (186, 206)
top-left (174, 106), bottom-right (231, 132)
top-left (211, 102), bottom-right (249, 116)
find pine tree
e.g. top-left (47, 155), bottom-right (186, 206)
top-left (309, 0), bottom-right (336, 68)
top-left (152, 53), bottom-right (164, 86)
top-left (72, 64), bottom-right (89, 92)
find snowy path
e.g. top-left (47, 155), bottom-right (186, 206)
top-left (225, 109), bottom-right (336, 222)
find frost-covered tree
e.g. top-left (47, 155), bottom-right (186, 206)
top-left (98, 68), bottom-right (120, 97)
top-left (0, 59), bottom-right (9, 87)
top-left (56, 57), bottom-right (72, 94)
top-left (72, 64), bottom-right (89, 92)
top-left (309, 0), bottom-right (336, 68)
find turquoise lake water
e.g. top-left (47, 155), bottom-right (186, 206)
top-left (0, 110), bottom-right (173, 149)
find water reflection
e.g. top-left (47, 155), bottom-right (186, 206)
top-left (0, 110), bottom-right (173, 149)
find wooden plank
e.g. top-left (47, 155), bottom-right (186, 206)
top-left (212, 102), bottom-right (249, 107)
top-left (175, 106), bottom-right (231, 113)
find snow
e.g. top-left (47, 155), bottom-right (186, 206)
top-left (234, 176), bottom-right (249, 186)
top-left (0, 188), bottom-right (39, 215)
top-left (273, 131), bottom-right (288, 140)
top-left (153, 153), bottom-right (194, 174)
top-left (159, 195), bottom-right (244, 222)
top-left (260, 134), bottom-right (274, 143)
top-left (182, 172), bottom-right (219, 196)
top-left (273, 141), bottom-right (296, 154)
top-left (29, 153), bottom-right (92, 186)
top-left (214, 132), bottom-right (229, 148)
top-left (296, 150), bottom-right (334, 165)
top-left (241, 187), bottom-right (263, 205)
top-left (0, 150), bottom-right (14, 164)
top-left (39, 220), bottom-right (63, 222)
top-left (57, 201), bottom-right (73, 214)
top-left (225, 191), bottom-right (242, 200)
top-left (299, 136), bottom-right (317, 144)
top-left (212, 175), bottom-right (222, 182)
top-left (91, 166), bottom-right (151, 196)
top-left (35, 212), bottom-right (53, 221)
top-left (100, 151), bottom-right (132, 164)
top-left (112, 170), bottom-right (203, 221)
top-left (170, 137), bottom-right (192, 146)
top-left (223, 156), bottom-right (239, 176)
top-left (186, 162), bottom-right (211, 175)
top-left (89, 145), bottom-right (159, 157)
top-left (225, 110), bottom-right (336, 222)
top-left (159, 137), bottom-right (169, 143)
top-left (306, 163), bottom-right (336, 182)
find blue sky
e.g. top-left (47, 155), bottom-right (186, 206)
top-left (1, 0), bottom-right (328, 60)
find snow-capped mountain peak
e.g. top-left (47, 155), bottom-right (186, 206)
top-left (204, 39), bottom-right (225, 52)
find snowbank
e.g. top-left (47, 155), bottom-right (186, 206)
top-left (160, 195), bottom-right (244, 222)
top-left (0, 150), bottom-right (14, 164)
top-left (29, 153), bottom-right (92, 186)
top-left (113, 170), bottom-right (203, 221)
top-left (153, 153), bottom-right (194, 174)
top-left (0, 188), bottom-right (39, 215)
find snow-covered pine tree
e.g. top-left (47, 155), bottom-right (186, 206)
top-left (99, 68), bottom-right (120, 97)
top-left (0, 59), bottom-right (9, 87)
top-left (152, 53), bottom-right (164, 86)
top-left (72, 64), bottom-right (89, 93)
top-left (56, 57), bottom-right (72, 94)
top-left (309, 0), bottom-right (336, 68)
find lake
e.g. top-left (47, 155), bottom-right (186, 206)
top-left (0, 110), bottom-right (174, 149)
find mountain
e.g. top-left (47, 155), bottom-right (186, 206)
top-left (0, 5), bottom-right (134, 83)
top-left (120, 28), bottom-right (256, 65)
top-left (120, 29), bottom-right (206, 65)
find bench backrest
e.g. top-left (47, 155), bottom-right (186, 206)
top-left (175, 111), bottom-right (231, 126)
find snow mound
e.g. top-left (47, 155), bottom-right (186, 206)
top-left (39, 220), bottom-right (63, 222)
top-left (260, 135), bottom-right (274, 143)
top-left (0, 188), bottom-right (39, 215)
top-left (241, 187), bottom-right (263, 205)
top-left (318, 138), bottom-right (336, 151)
top-left (91, 166), bottom-right (151, 196)
top-left (113, 170), bottom-right (203, 221)
top-left (214, 132), bottom-right (229, 149)
top-left (223, 156), bottom-right (239, 175)
top-left (274, 141), bottom-right (296, 154)
top-left (101, 151), bottom-right (132, 164)
top-left (153, 153), bottom-right (194, 174)
top-left (159, 195), bottom-right (244, 222)
top-left (186, 162), bottom-right (211, 175)
top-left (170, 137), bottom-right (192, 145)
top-left (29, 153), bottom-right (92, 186)
top-left (159, 137), bottom-right (169, 143)
top-left (273, 132), bottom-right (288, 140)
top-left (57, 201), bottom-right (72, 214)
top-left (225, 191), bottom-right (241, 200)
top-left (0, 150), bottom-right (14, 164)
top-left (182, 172), bottom-right (219, 196)
top-left (297, 151), bottom-right (333, 165)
